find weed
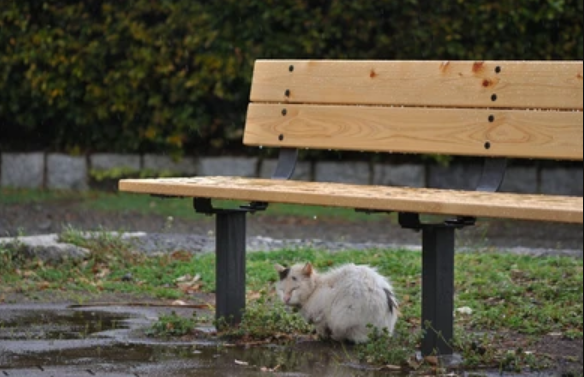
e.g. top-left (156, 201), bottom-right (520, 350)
top-left (59, 225), bottom-right (138, 265)
top-left (356, 323), bottom-right (421, 368)
top-left (453, 328), bottom-right (554, 373)
top-left (219, 293), bottom-right (312, 342)
top-left (147, 311), bottom-right (204, 338)
top-left (0, 238), bottom-right (27, 274)
top-left (499, 348), bottom-right (552, 373)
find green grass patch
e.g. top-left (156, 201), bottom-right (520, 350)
top-left (0, 188), bottom-right (382, 222)
top-left (0, 188), bottom-right (77, 205)
top-left (2, 236), bottom-right (582, 340)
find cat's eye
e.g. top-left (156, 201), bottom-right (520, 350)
top-left (292, 276), bottom-right (298, 282)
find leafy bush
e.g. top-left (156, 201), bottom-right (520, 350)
top-left (1, 0), bottom-right (582, 156)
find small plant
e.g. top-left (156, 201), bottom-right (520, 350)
top-left (59, 225), bottom-right (137, 265)
top-left (499, 348), bottom-right (552, 373)
top-left (454, 329), bottom-right (554, 372)
top-left (454, 329), bottom-right (499, 369)
top-left (0, 243), bottom-right (15, 271)
top-left (147, 311), bottom-right (202, 338)
top-left (220, 293), bottom-right (312, 342)
top-left (356, 323), bottom-right (422, 368)
top-left (0, 238), bottom-right (28, 272)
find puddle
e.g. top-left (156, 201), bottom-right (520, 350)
top-left (0, 309), bottom-right (130, 340)
top-left (3, 343), bottom-right (557, 377)
top-left (4, 343), bottom-right (390, 377)
top-left (0, 304), bottom-right (396, 376)
top-left (0, 304), bottom-right (567, 377)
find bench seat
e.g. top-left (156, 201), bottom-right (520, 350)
top-left (120, 177), bottom-right (583, 224)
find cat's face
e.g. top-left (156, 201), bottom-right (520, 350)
top-left (274, 263), bottom-right (316, 308)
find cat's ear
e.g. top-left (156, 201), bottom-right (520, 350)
top-left (274, 264), bottom-right (286, 273)
top-left (275, 264), bottom-right (290, 280)
top-left (302, 263), bottom-right (314, 277)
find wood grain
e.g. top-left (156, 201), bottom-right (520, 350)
top-left (251, 60), bottom-right (584, 110)
top-left (119, 177), bottom-right (584, 224)
top-left (244, 104), bottom-right (583, 161)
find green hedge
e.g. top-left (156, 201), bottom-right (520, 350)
top-left (1, 0), bottom-right (582, 156)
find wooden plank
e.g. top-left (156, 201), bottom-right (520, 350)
top-left (251, 60), bottom-right (584, 110)
top-left (244, 104), bottom-right (583, 161)
top-left (119, 177), bottom-right (584, 224)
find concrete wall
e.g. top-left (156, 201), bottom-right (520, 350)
top-left (0, 152), bottom-right (582, 196)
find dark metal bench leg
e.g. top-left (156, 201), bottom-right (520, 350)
top-left (421, 225), bottom-right (455, 356)
top-left (215, 211), bottom-right (247, 326)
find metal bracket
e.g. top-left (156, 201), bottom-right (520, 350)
top-left (399, 158), bottom-right (507, 230)
top-left (477, 158), bottom-right (508, 192)
top-left (150, 194), bottom-right (182, 199)
top-left (272, 148), bottom-right (299, 180)
top-left (355, 208), bottom-right (393, 215)
top-left (399, 212), bottom-right (476, 231)
top-left (194, 198), bottom-right (268, 215)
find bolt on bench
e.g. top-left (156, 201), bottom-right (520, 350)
top-left (120, 60), bottom-right (583, 356)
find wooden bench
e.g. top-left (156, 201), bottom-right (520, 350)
top-left (120, 60), bottom-right (583, 356)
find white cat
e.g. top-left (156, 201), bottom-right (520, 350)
top-left (275, 262), bottom-right (398, 344)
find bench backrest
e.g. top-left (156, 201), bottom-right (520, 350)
top-left (244, 61), bottom-right (583, 161)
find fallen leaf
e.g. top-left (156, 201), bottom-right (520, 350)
top-left (261, 365), bottom-right (281, 373)
top-left (176, 274), bottom-right (203, 294)
top-left (23, 270), bottom-right (37, 278)
top-left (455, 306), bottom-right (473, 316)
top-left (38, 282), bottom-right (50, 290)
top-left (170, 251), bottom-right (191, 262)
top-left (381, 365), bottom-right (402, 371)
top-left (234, 360), bottom-right (249, 366)
top-left (172, 300), bottom-right (188, 306)
top-left (178, 283), bottom-right (202, 294)
top-left (175, 274), bottom-right (193, 283)
top-left (95, 268), bottom-right (110, 279)
top-left (425, 356), bottom-right (439, 366)
top-left (247, 291), bottom-right (262, 301)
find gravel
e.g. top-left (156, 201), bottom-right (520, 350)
top-left (1, 201), bottom-right (582, 259)
top-left (2, 232), bottom-right (581, 262)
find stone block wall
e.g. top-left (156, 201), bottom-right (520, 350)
top-left (0, 152), bottom-right (582, 197)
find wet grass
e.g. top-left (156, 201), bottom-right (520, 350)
top-left (0, 228), bottom-right (582, 373)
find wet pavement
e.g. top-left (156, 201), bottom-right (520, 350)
top-left (0, 304), bottom-right (395, 377)
top-left (0, 304), bottom-right (568, 377)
